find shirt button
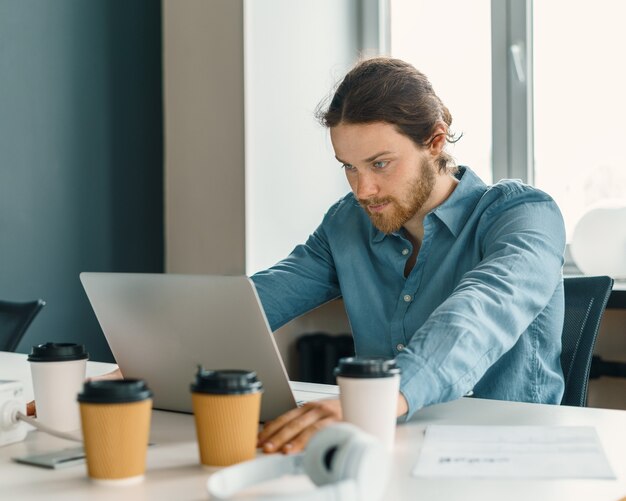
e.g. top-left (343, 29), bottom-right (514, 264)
top-left (401, 248), bottom-right (409, 256)
top-left (396, 343), bottom-right (405, 351)
top-left (403, 294), bottom-right (412, 302)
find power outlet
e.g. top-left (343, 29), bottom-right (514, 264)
top-left (0, 380), bottom-right (27, 447)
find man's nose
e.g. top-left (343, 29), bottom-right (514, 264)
top-left (355, 172), bottom-right (379, 200)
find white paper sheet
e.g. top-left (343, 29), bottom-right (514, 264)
top-left (412, 425), bottom-right (615, 479)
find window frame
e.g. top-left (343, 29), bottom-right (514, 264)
top-left (360, 0), bottom-right (391, 55)
top-left (491, 0), bottom-right (534, 184)
top-left (371, 0), bottom-right (534, 184)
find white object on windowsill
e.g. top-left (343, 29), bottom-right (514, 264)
top-left (570, 201), bottom-right (626, 279)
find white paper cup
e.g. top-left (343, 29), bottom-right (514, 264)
top-left (335, 357), bottom-right (400, 451)
top-left (28, 343), bottom-right (89, 432)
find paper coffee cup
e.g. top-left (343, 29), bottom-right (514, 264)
top-left (78, 379), bottom-right (153, 485)
top-left (335, 357), bottom-right (400, 451)
top-left (28, 343), bottom-right (89, 432)
top-left (191, 367), bottom-right (263, 467)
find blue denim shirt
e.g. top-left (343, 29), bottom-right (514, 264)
top-left (252, 167), bottom-right (566, 419)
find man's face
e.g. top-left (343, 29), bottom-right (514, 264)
top-left (330, 121), bottom-right (437, 234)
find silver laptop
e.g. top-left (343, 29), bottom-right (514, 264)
top-left (79, 272), bottom-right (337, 422)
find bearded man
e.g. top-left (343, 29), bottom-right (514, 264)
top-left (253, 57), bottom-right (566, 454)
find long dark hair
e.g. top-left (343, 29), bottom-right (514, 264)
top-left (317, 57), bottom-right (460, 173)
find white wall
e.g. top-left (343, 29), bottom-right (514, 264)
top-left (163, 1), bottom-right (358, 377)
top-left (163, 0), bottom-right (361, 275)
top-left (244, 0), bottom-right (360, 274)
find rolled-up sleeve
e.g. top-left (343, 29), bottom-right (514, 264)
top-left (251, 212), bottom-right (341, 332)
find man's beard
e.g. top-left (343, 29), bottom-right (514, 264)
top-left (359, 159), bottom-right (437, 234)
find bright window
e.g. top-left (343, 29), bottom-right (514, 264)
top-left (390, 0), bottom-right (626, 243)
top-left (389, 0), bottom-right (492, 184)
top-left (533, 0), bottom-right (626, 240)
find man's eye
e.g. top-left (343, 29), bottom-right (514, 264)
top-left (373, 161), bottom-right (388, 169)
top-left (342, 163), bottom-right (356, 172)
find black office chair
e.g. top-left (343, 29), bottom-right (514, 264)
top-left (560, 276), bottom-right (613, 407)
top-left (0, 299), bottom-right (46, 352)
top-left (297, 332), bottom-right (355, 384)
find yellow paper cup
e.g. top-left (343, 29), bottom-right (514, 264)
top-left (190, 368), bottom-right (262, 467)
top-left (78, 379), bottom-right (153, 485)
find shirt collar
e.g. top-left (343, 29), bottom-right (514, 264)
top-left (432, 166), bottom-right (487, 237)
top-left (371, 166), bottom-right (486, 242)
top-left (372, 226), bottom-right (388, 242)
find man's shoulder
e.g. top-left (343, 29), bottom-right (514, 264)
top-left (318, 193), bottom-right (373, 238)
top-left (483, 178), bottom-right (556, 208)
top-left (475, 179), bottom-right (564, 234)
top-left (324, 192), bottom-right (363, 219)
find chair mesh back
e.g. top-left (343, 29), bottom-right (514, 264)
top-left (0, 299), bottom-right (46, 352)
top-left (560, 276), bottom-right (613, 406)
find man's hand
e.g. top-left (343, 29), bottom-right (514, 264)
top-left (26, 401), bottom-right (36, 417)
top-left (257, 392), bottom-right (409, 454)
top-left (86, 368), bottom-right (124, 382)
top-left (257, 399), bottom-right (342, 454)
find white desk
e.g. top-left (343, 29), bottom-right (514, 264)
top-left (2, 352), bottom-right (626, 501)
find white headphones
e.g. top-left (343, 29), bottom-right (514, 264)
top-left (206, 423), bottom-right (390, 501)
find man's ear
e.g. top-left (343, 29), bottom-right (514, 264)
top-left (427, 123), bottom-right (447, 157)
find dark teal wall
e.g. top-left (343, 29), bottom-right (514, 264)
top-left (0, 1), bottom-right (163, 361)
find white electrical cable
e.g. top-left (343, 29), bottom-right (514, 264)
top-left (15, 411), bottom-right (83, 443)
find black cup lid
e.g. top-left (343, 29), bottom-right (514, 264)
top-left (78, 379), bottom-right (153, 404)
top-left (190, 367), bottom-right (263, 395)
top-left (334, 357), bottom-right (400, 378)
top-left (27, 343), bottom-right (89, 362)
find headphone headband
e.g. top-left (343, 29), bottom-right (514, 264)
top-left (206, 423), bottom-right (387, 501)
top-left (208, 454), bottom-right (301, 499)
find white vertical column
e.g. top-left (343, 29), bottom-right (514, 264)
top-left (163, 0), bottom-right (246, 274)
top-left (244, 0), bottom-right (360, 274)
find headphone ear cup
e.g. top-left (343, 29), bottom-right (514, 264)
top-left (302, 423), bottom-right (390, 501)
top-left (302, 423), bottom-right (358, 486)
